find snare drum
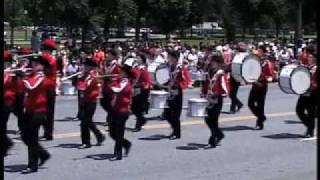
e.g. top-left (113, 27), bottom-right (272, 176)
top-left (61, 80), bottom-right (76, 95)
top-left (231, 53), bottom-right (261, 83)
top-left (187, 98), bottom-right (208, 117)
top-left (150, 90), bottom-right (169, 109)
top-left (278, 64), bottom-right (311, 95)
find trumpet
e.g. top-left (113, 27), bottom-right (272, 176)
top-left (61, 72), bottom-right (120, 81)
top-left (12, 53), bottom-right (42, 60)
top-left (4, 67), bottom-right (33, 73)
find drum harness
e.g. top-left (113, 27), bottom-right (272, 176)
top-left (167, 64), bottom-right (181, 100)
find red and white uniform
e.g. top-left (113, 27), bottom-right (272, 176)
top-left (4, 73), bottom-right (24, 107)
top-left (169, 65), bottom-right (190, 90)
top-left (77, 70), bottom-right (100, 104)
top-left (201, 70), bottom-right (229, 97)
top-left (310, 65), bottom-right (317, 92)
top-left (42, 52), bottom-right (57, 87)
top-left (102, 62), bottom-right (122, 94)
top-left (111, 78), bottom-right (133, 113)
top-left (23, 72), bottom-right (53, 113)
top-left (252, 60), bottom-right (273, 90)
top-left (299, 50), bottom-right (309, 66)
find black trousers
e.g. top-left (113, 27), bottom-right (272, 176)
top-left (100, 92), bottom-right (113, 124)
top-left (205, 95), bottom-right (224, 145)
top-left (229, 76), bottom-right (243, 111)
top-left (131, 89), bottom-right (150, 128)
top-left (296, 93), bottom-right (317, 134)
top-left (109, 111), bottom-right (131, 157)
top-left (43, 89), bottom-right (56, 138)
top-left (163, 89), bottom-right (183, 137)
top-left (79, 103), bottom-right (103, 145)
top-left (248, 84), bottom-right (268, 126)
top-left (21, 112), bottom-right (50, 170)
top-left (2, 106), bottom-right (15, 156)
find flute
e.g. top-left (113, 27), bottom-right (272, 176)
top-left (61, 72), bottom-right (83, 81)
top-left (13, 53), bottom-right (42, 60)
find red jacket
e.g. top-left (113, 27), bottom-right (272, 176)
top-left (23, 72), bottom-right (53, 113)
top-left (310, 66), bottom-right (317, 91)
top-left (43, 52), bottom-right (57, 87)
top-left (77, 70), bottom-right (100, 104)
top-left (170, 66), bottom-right (189, 90)
top-left (102, 64), bottom-right (122, 93)
top-left (252, 61), bottom-right (272, 90)
top-left (299, 50), bottom-right (309, 66)
top-left (201, 70), bottom-right (229, 96)
top-left (111, 78), bottom-right (133, 113)
top-left (4, 73), bottom-right (24, 107)
top-left (132, 66), bottom-right (152, 90)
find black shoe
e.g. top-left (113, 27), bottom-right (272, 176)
top-left (124, 143), bottom-right (132, 157)
top-left (169, 135), bottom-right (181, 140)
top-left (305, 131), bottom-right (314, 138)
top-left (216, 134), bottom-right (225, 145)
top-left (39, 153), bottom-right (51, 167)
top-left (132, 126), bottom-right (142, 132)
top-left (230, 109), bottom-right (236, 114)
top-left (96, 135), bottom-right (106, 146)
top-left (236, 103), bottom-right (243, 112)
top-left (110, 155), bottom-right (122, 161)
top-left (40, 135), bottom-right (53, 141)
top-left (254, 125), bottom-right (264, 130)
top-left (204, 143), bottom-right (216, 149)
top-left (78, 144), bottom-right (91, 149)
top-left (21, 168), bottom-right (37, 174)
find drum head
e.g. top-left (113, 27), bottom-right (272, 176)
top-left (242, 54), bottom-right (261, 83)
top-left (155, 63), bottom-right (170, 85)
top-left (150, 90), bottom-right (169, 95)
top-left (291, 66), bottom-right (311, 94)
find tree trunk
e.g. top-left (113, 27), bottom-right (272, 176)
top-left (294, 0), bottom-right (303, 57)
top-left (135, 8), bottom-right (142, 42)
top-left (10, 26), bottom-right (15, 48)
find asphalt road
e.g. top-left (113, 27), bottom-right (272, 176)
top-left (4, 83), bottom-right (317, 180)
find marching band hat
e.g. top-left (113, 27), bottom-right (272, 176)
top-left (32, 53), bottom-right (51, 67)
top-left (42, 39), bottom-right (57, 50)
top-left (83, 57), bottom-right (98, 67)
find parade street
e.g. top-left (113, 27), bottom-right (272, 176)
top-left (4, 83), bottom-right (316, 180)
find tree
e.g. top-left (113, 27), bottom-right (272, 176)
top-left (4, 0), bottom-right (26, 47)
top-left (149, 0), bottom-right (192, 39)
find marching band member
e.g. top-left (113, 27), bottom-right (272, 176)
top-left (100, 50), bottom-right (122, 126)
top-left (201, 52), bottom-right (229, 148)
top-left (296, 51), bottom-right (318, 137)
top-left (228, 43), bottom-right (244, 113)
top-left (77, 58), bottom-right (106, 149)
top-left (20, 55), bottom-right (53, 173)
top-left (163, 50), bottom-right (189, 140)
top-left (2, 50), bottom-right (24, 156)
top-left (131, 56), bottom-right (153, 132)
top-left (108, 58), bottom-right (134, 160)
top-left (248, 45), bottom-right (272, 130)
top-left (41, 39), bottom-right (57, 141)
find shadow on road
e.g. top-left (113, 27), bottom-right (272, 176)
top-left (262, 133), bottom-right (305, 139)
top-left (4, 164), bottom-right (28, 173)
top-left (85, 154), bottom-right (114, 160)
top-left (176, 143), bottom-right (208, 151)
top-left (221, 125), bottom-right (254, 131)
top-left (138, 134), bottom-right (168, 141)
top-left (284, 120), bottom-right (302, 124)
top-left (53, 143), bottom-right (82, 148)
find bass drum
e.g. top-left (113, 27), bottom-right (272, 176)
top-left (231, 53), bottom-right (261, 83)
top-left (154, 63), bottom-right (170, 86)
top-left (187, 98), bottom-right (208, 117)
top-left (278, 64), bottom-right (311, 95)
